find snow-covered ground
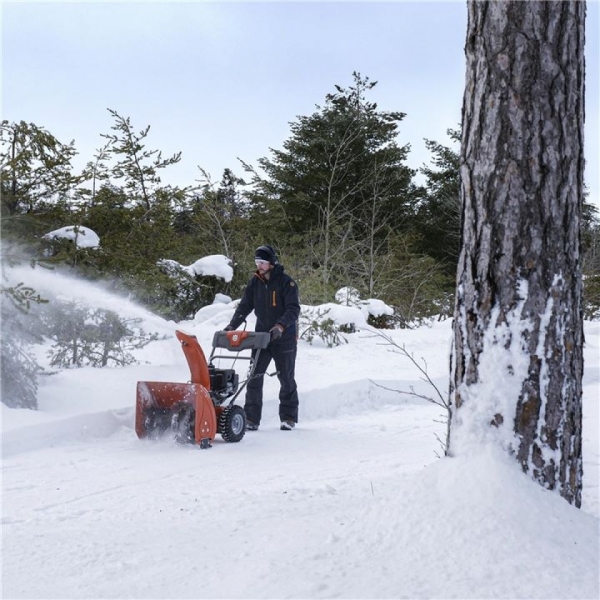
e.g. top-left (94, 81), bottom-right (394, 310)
top-left (2, 272), bottom-right (599, 600)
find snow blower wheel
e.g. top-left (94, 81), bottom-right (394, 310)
top-left (219, 405), bottom-right (247, 443)
top-left (135, 329), bottom-right (270, 448)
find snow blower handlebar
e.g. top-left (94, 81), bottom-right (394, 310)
top-left (209, 330), bottom-right (271, 406)
top-left (211, 330), bottom-right (271, 354)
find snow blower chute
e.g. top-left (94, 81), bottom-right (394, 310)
top-left (135, 329), bottom-right (270, 448)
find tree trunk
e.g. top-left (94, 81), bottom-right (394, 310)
top-left (449, 0), bottom-right (585, 507)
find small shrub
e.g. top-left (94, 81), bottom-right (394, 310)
top-left (367, 313), bottom-right (395, 329)
top-left (41, 300), bottom-right (161, 368)
top-left (299, 309), bottom-right (348, 347)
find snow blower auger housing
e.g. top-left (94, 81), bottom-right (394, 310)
top-left (135, 329), bottom-right (270, 448)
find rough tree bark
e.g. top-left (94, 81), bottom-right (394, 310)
top-left (449, 0), bottom-right (585, 507)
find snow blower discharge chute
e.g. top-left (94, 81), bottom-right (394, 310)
top-left (135, 329), bottom-right (270, 448)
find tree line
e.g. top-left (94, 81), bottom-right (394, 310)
top-left (2, 72), bottom-right (599, 410)
top-left (3, 72), bottom-right (599, 319)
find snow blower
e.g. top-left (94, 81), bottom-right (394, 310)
top-left (135, 329), bottom-right (270, 448)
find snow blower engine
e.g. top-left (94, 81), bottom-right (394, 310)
top-left (135, 329), bottom-right (270, 448)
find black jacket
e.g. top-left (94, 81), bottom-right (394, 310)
top-left (229, 264), bottom-right (300, 341)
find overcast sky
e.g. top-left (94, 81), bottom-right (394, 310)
top-left (2, 1), bottom-right (599, 208)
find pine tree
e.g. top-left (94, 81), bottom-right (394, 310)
top-left (415, 129), bottom-right (461, 271)
top-left (244, 72), bottom-right (417, 294)
top-left (101, 109), bottom-right (182, 211)
top-left (0, 120), bottom-right (79, 217)
top-left (0, 280), bottom-right (47, 409)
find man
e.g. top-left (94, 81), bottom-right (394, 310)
top-left (225, 245), bottom-right (300, 431)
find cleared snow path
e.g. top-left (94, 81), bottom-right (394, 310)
top-left (2, 317), bottom-right (598, 599)
top-left (3, 394), bottom-right (444, 600)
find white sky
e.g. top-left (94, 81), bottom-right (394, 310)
top-left (2, 1), bottom-right (599, 208)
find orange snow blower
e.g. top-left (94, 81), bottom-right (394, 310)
top-left (135, 329), bottom-right (270, 448)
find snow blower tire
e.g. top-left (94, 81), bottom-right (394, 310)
top-left (219, 405), bottom-right (246, 443)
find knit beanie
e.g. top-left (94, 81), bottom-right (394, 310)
top-left (254, 245), bottom-right (278, 265)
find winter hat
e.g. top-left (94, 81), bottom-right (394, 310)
top-left (255, 245), bottom-right (278, 265)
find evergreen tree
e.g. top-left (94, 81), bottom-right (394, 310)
top-left (582, 202), bottom-right (600, 318)
top-left (244, 72), bottom-right (418, 296)
top-left (0, 279), bottom-right (47, 409)
top-left (415, 129), bottom-right (461, 271)
top-left (78, 140), bottom-right (113, 206)
top-left (101, 109), bottom-right (182, 211)
top-left (181, 167), bottom-right (249, 260)
top-left (0, 120), bottom-right (79, 217)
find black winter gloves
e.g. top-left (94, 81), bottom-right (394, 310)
top-left (224, 324), bottom-right (234, 331)
top-left (270, 324), bottom-right (284, 341)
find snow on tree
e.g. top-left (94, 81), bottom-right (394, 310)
top-left (156, 254), bottom-right (234, 321)
top-left (43, 226), bottom-right (100, 249)
top-left (448, 1), bottom-right (585, 507)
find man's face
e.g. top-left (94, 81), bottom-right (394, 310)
top-left (255, 259), bottom-right (272, 276)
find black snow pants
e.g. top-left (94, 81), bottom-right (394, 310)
top-left (244, 338), bottom-right (299, 425)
